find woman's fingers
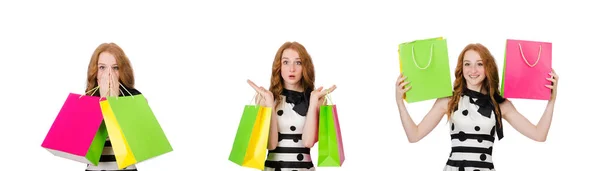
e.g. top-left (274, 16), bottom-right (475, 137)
top-left (400, 81), bottom-right (410, 88)
top-left (546, 77), bottom-right (556, 84)
top-left (397, 75), bottom-right (407, 86)
top-left (326, 85), bottom-right (337, 94)
top-left (247, 79), bottom-right (261, 91)
top-left (404, 85), bottom-right (412, 92)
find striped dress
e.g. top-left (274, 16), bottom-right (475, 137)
top-left (264, 89), bottom-right (315, 171)
top-left (444, 88), bottom-right (506, 171)
top-left (86, 86), bottom-right (141, 171)
top-left (85, 138), bottom-right (138, 171)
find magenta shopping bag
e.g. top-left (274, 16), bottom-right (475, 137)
top-left (41, 93), bottom-right (108, 165)
top-left (501, 39), bottom-right (552, 100)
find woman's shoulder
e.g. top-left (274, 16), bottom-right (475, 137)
top-left (435, 97), bottom-right (451, 111)
top-left (436, 97), bottom-right (451, 104)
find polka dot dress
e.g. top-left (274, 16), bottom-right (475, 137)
top-left (444, 89), bottom-right (506, 171)
top-left (264, 90), bottom-right (315, 171)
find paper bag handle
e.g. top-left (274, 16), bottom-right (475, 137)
top-left (81, 86), bottom-right (100, 98)
top-left (518, 43), bottom-right (542, 67)
top-left (321, 89), bottom-right (334, 106)
top-left (118, 83), bottom-right (134, 98)
top-left (249, 93), bottom-right (264, 106)
top-left (411, 44), bottom-right (434, 70)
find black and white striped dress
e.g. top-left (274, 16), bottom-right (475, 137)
top-left (85, 138), bottom-right (138, 171)
top-left (86, 86), bottom-right (141, 171)
top-left (445, 89), bottom-right (506, 171)
top-left (264, 89), bottom-right (315, 171)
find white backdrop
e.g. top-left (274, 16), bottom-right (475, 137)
top-left (1, 0), bottom-right (598, 170)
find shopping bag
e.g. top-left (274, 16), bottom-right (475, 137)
top-left (501, 39), bottom-right (552, 100)
top-left (318, 93), bottom-right (345, 167)
top-left (228, 95), bottom-right (272, 170)
top-left (100, 94), bottom-right (172, 169)
top-left (41, 93), bottom-right (107, 165)
top-left (398, 37), bottom-right (453, 103)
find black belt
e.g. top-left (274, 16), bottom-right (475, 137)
top-left (278, 133), bottom-right (302, 142)
top-left (265, 161), bottom-right (314, 169)
top-left (451, 146), bottom-right (493, 155)
top-left (268, 147), bottom-right (311, 154)
top-left (99, 155), bottom-right (116, 162)
top-left (451, 132), bottom-right (495, 143)
top-left (446, 160), bottom-right (494, 169)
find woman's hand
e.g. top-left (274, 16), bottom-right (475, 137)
top-left (310, 85), bottom-right (337, 106)
top-left (396, 73), bottom-right (411, 101)
top-left (98, 69), bottom-right (119, 97)
top-left (247, 79), bottom-right (275, 108)
top-left (545, 69), bottom-right (559, 102)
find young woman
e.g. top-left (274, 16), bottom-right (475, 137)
top-left (84, 43), bottom-right (141, 171)
top-left (396, 43), bottom-right (558, 171)
top-left (247, 41), bottom-right (336, 171)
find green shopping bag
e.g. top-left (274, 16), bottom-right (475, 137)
top-left (228, 95), bottom-right (272, 170)
top-left (398, 37), bottom-right (453, 103)
top-left (100, 94), bottom-right (173, 169)
top-left (318, 93), bottom-right (345, 167)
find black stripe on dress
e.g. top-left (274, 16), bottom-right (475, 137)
top-left (451, 132), bottom-right (495, 142)
top-left (99, 155), bottom-right (117, 162)
top-left (265, 161), bottom-right (314, 169)
top-left (451, 146), bottom-right (493, 155)
top-left (279, 133), bottom-right (302, 140)
top-left (446, 160), bottom-right (494, 169)
top-left (268, 147), bottom-right (310, 154)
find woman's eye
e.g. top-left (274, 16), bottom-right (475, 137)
top-left (99, 66), bottom-right (105, 70)
top-left (464, 63), bottom-right (470, 66)
top-left (477, 63), bottom-right (483, 66)
top-left (112, 66), bottom-right (119, 70)
top-left (295, 61), bottom-right (302, 65)
top-left (283, 61), bottom-right (288, 65)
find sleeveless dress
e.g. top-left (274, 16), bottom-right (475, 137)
top-left (264, 89), bottom-right (316, 171)
top-left (444, 88), bottom-right (506, 171)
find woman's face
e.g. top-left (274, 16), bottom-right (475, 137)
top-left (462, 50), bottom-right (486, 90)
top-left (97, 52), bottom-right (119, 80)
top-left (280, 48), bottom-right (303, 88)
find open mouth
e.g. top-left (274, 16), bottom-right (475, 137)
top-left (469, 75), bottom-right (480, 79)
top-left (289, 75), bottom-right (296, 79)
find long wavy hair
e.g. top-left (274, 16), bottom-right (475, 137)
top-left (446, 43), bottom-right (503, 127)
top-left (269, 42), bottom-right (315, 109)
top-left (85, 43), bottom-right (135, 94)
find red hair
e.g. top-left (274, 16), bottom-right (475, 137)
top-left (269, 42), bottom-right (315, 109)
top-left (85, 43), bottom-right (135, 94)
top-left (447, 43), bottom-right (503, 127)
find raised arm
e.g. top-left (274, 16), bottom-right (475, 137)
top-left (396, 74), bottom-right (449, 143)
top-left (247, 80), bottom-right (279, 150)
top-left (303, 85), bottom-right (337, 148)
top-left (502, 69), bottom-right (558, 142)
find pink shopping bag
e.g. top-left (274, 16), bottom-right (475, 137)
top-left (41, 93), bottom-right (108, 165)
top-left (501, 39), bottom-right (552, 100)
top-left (332, 105), bottom-right (345, 165)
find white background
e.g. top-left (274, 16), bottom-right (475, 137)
top-left (1, 0), bottom-right (598, 170)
